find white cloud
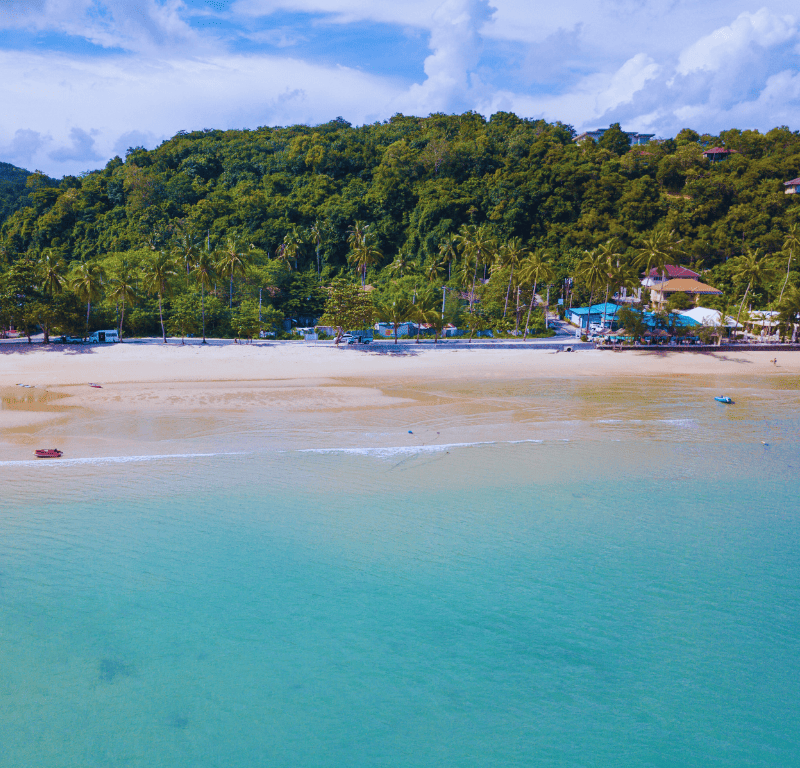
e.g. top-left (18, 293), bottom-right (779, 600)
top-left (0, 49), bottom-right (405, 175)
top-left (677, 8), bottom-right (796, 75)
top-left (396, 0), bottom-right (495, 114)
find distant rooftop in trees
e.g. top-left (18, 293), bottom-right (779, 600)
top-left (573, 129), bottom-right (655, 146)
top-left (784, 178), bottom-right (800, 194)
top-left (702, 147), bottom-right (737, 162)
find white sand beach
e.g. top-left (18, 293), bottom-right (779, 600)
top-left (1, 342), bottom-right (798, 460)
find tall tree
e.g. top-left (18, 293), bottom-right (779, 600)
top-left (215, 237), bottom-right (251, 308)
top-left (576, 249), bottom-right (608, 335)
top-left (496, 237), bottom-right (527, 318)
top-left (634, 228), bottom-right (683, 308)
top-left (779, 224), bottom-right (800, 303)
top-left (192, 249), bottom-right (215, 344)
top-left (347, 226), bottom-right (382, 286)
top-left (70, 261), bottom-right (104, 337)
top-left (732, 247), bottom-right (776, 337)
top-left (108, 263), bottom-right (138, 339)
top-left (519, 249), bottom-right (555, 340)
top-left (142, 250), bottom-right (179, 343)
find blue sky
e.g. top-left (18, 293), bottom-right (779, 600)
top-left (1, 0), bottom-right (800, 176)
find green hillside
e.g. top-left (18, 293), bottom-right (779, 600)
top-left (1, 114), bottom-right (800, 340)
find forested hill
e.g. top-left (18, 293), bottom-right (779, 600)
top-left (2, 114), bottom-right (799, 272)
top-left (0, 161), bottom-right (57, 226)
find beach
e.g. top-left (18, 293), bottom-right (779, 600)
top-left (2, 342), bottom-right (798, 461)
top-left (4, 341), bottom-right (800, 767)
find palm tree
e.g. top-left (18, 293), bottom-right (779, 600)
top-left (309, 222), bottom-right (323, 279)
top-left (519, 249), bottom-right (555, 340)
top-left (39, 250), bottom-right (66, 297)
top-left (71, 261), bottom-right (104, 337)
top-left (496, 237), bottom-right (527, 318)
top-left (777, 285), bottom-right (800, 342)
top-left (596, 239), bottom-right (622, 329)
top-left (192, 249), bottom-right (215, 344)
top-left (376, 296), bottom-right (413, 344)
top-left (172, 229), bottom-right (200, 285)
top-left (347, 226), bottom-right (382, 286)
top-left (108, 265), bottom-right (138, 339)
top-left (575, 248), bottom-right (608, 336)
top-left (387, 251), bottom-right (417, 278)
top-left (142, 250), bottom-right (179, 343)
top-left (409, 291), bottom-right (439, 343)
top-left (779, 224), bottom-right (800, 303)
top-left (438, 233), bottom-right (459, 280)
top-left (634, 227), bottom-right (683, 308)
top-left (215, 237), bottom-right (251, 308)
top-left (425, 258), bottom-right (445, 283)
top-left (732, 247), bottom-right (776, 338)
top-left (455, 224), bottom-right (495, 312)
top-left (282, 227), bottom-right (304, 271)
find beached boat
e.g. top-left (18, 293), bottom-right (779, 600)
top-left (34, 449), bottom-right (63, 459)
top-left (714, 396), bottom-right (734, 404)
top-left (89, 383), bottom-right (102, 388)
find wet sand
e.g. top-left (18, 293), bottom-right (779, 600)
top-left (1, 343), bottom-right (798, 460)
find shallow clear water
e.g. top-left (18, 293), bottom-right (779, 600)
top-left (2, 395), bottom-right (800, 766)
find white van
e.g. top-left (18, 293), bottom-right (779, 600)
top-left (88, 330), bottom-right (120, 344)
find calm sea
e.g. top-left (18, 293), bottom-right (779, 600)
top-left (2, 378), bottom-right (800, 767)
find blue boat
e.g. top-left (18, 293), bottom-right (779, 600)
top-left (714, 396), bottom-right (734, 404)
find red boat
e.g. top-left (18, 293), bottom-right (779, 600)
top-left (34, 449), bottom-right (63, 459)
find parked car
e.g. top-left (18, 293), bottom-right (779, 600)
top-left (58, 335), bottom-right (84, 344)
top-left (87, 330), bottom-right (120, 343)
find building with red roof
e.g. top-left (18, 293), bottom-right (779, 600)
top-left (784, 178), bottom-right (800, 194)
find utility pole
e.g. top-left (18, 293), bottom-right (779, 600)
top-left (441, 285), bottom-right (446, 319)
top-left (259, 287), bottom-right (262, 323)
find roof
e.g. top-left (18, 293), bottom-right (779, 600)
top-left (657, 278), bottom-right (722, 295)
top-left (784, 178), bottom-right (800, 186)
top-left (702, 147), bottom-right (736, 155)
top-left (569, 302), bottom-right (620, 316)
top-left (679, 307), bottom-right (740, 327)
top-left (645, 265), bottom-right (700, 279)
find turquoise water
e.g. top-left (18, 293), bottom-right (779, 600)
top-left (2, 410), bottom-right (800, 765)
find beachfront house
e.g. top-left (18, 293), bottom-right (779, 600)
top-left (568, 302), bottom-right (621, 332)
top-left (650, 278), bottom-right (722, 308)
top-left (640, 264), bottom-right (701, 288)
top-left (784, 178), bottom-right (800, 194)
top-left (375, 321), bottom-right (416, 339)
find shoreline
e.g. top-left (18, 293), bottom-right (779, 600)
top-left (2, 344), bottom-right (798, 461)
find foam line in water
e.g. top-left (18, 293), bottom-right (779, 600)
top-left (298, 439), bottom-right (543, 457)
top-left (0, 451), bottom-right (250, 468)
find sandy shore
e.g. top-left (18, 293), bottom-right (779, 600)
top-left (2, 342), bottom-right (798, 459)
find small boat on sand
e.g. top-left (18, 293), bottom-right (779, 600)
top-left (89, 383), bottom-right (102, 388)
top-left (34, 449), bottom-right (63, 459)
top-left (714, 396), bottom-right (734, 404)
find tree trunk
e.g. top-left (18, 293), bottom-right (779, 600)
top-left (515, 286), bottom-right (521, 333)
top-left (85, 300), bottom-right (91, 337)
top-left (503, 267), bottom-right (513, 317)
top-left (523, 280), bottom-right (538, 340)
top-left (394, 323), bottom-right (398, 344)
top-left (119, 302), bottom-right (125, 339)
top-left (201, 286), bottom-right (207, 343)
top-left (159, 293), bottom-right (166, 343)
top-left (735, 283), bottom-right (751, 342)
top-left (229, 276), bottom-right (233, 309)
top-left (335, 326), bottom-right (343, 345)
top-left (779, 251), bottom-right (793, 304)
top-left (601, 283), bottom-right (610, 329)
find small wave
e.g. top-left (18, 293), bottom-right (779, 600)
top-left (0, 451), bottom-right (250, 468)
top-left (298, 439), bottom-right (543, 457)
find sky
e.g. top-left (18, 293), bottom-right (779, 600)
top-left (1, 0), bottom-right (800, 177)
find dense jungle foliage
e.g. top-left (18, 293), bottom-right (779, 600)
top-left (2, 113), bottom-right (800, 341)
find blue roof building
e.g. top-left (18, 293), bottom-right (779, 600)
top-left (568, 303), bottom-right (621, 330)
